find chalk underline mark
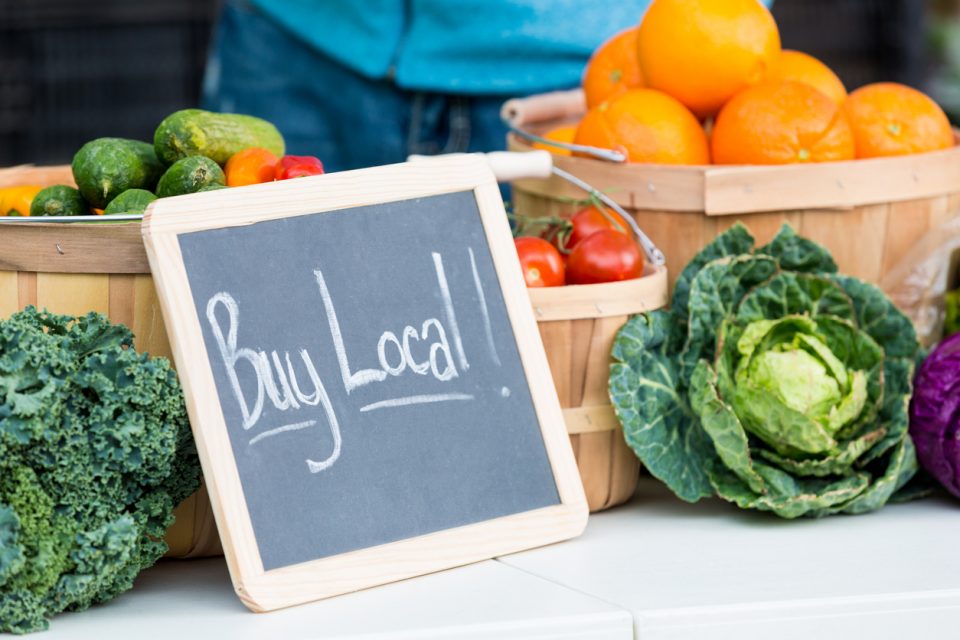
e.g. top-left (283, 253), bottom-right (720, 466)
top-left (359, 393), bottom-right (475, 413)
top-left (248, 420), bottom-right (317, 446)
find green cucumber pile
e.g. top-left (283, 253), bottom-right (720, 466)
top-left (31, 110), bottom-right (284, 217)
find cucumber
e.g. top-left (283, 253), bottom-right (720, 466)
top-left (71, 138), bottom-right (164, 208)
top-left (154, 109), bottom-right (285, 166)
top-left (197, 184), bottom-right (227, 192)
top-left (156, 156), bottom-right (226, 197)
top-left (103, 189), bottom-right (157, 215)
top-left (30, 185), bottom-right (87, 217)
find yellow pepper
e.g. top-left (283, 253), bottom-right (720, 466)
top-left (0, 185), bottom-right (44, 216)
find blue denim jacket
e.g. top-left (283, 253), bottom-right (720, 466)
top-left (206, 0), bottom-right (774, 172)
top-left (250, 0), bottom-right (657, 94)
top-left (204, 1), bottom-right (524, 171)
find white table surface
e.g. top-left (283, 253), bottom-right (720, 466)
top-left (36, 479), bottom-right (960, 639)
top-left (42, 558), bottom-right (631, 640)
top-left (501, 479), bottom-right (960, 640)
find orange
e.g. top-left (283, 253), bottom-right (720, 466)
top-left (712, 81), bottom-right (855, 165)
top-left (637, 0), bottom-right (781, 118)
top-left (583, 28), bottom-right (644, 109)
top-left (574, 89), bottom-right (710, 165)
top-left (767, 50), bottom-right (846, 105)
top-left (844, 83), bottom-right (954, 158)
top-left (532, 124), bottom-right (577, 155)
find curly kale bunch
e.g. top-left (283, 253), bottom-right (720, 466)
top-left (610, 224), bottom-right (921, 518)
top-left (0, 307), bottom-right (200, 633)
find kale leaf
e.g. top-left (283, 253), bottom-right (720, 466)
top-left (0, 307), bottom-right (199, 633)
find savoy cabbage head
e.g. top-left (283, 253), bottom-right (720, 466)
top-left (0, 307), bottom-right (200, 633)
top-left (610, 224), bottom-right (920, 518)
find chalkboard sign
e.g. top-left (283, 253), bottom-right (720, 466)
top-left (143, 157), bottom-right (587, 612)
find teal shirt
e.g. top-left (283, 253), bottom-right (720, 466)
top-left (250, 0), bottom-right (658, 94)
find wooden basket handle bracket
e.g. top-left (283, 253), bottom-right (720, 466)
top-left (563, 406), bottom-right (622, 435)
top-left (500, 89), bottom-right (588, 128)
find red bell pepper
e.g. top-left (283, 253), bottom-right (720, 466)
top-left (275, 155), bottom-right (325, 180)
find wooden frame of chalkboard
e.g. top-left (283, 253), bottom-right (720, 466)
top-left (142, 155), bottom-right (588, 613)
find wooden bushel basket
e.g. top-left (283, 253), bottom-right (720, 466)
top-left (507, 91), bottom-right (960, 291)
top-left (0, 164), bottom-right (222, 558)
top-left (1, 162), bottom-right (662, 545)
top-left (530, 266), bottom-right (667, 512)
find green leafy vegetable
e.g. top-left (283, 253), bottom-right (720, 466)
top-left (0, 307), bottom-right (200, 633)
top-left (946, 288), bottom-right (960, 337)
top-left (611, 224), bottom-right (920, 518)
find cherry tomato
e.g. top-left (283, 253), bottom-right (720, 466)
top-left (564, 206), bottom-right (630, 250)
top-left (566, 229), bottom-right (644, 285)
top-left (515, 236), bottom-right (565, 287)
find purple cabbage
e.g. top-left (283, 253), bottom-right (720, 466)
top-left (910, 332), bottom-right (960, 498)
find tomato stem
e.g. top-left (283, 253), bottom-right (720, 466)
top-left (506, 208), bottom-right (573, 245)
top-left (586, 193), bottom-right (627, 234)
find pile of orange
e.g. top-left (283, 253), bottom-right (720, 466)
top-left (551, 0), bottom-right (954, 166)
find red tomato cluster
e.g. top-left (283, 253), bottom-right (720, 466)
top-left (514, 206), bottom-right (645, 287)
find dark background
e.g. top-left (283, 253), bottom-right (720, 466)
top-left (0, 0), bottom-right (952, 166)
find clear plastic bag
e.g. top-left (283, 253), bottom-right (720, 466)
top-left (881, 216), bottom-right (960, 347)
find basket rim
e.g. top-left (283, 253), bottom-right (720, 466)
top-left (0, 162), bottom-right (147, 274)
top-left (527, 263), bottom-right (668, 321)
top-left (0, 220), bottom-right (149, 274)
top-left (509, 131), bottom-right (960, 216)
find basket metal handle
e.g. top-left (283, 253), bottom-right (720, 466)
top-left (0, 214), bottom-right (143, 223)
top-left (548, 165), bottom-right (665, 267)
top-left (408, 151), bottom-right (666, 267)
top-left (500, 90), bottom-right (628, 163)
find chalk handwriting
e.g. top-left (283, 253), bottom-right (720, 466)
top-left (206, 248), bottom-right (497, 473)
top-left (432, 252), bottom-right (470, 372)
top-left (469, 247), bottom-right (501, 367)
top-left (206, 293), bottom-right (342, 472)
